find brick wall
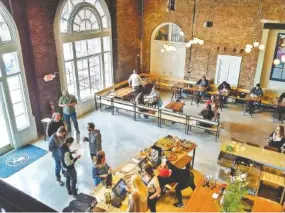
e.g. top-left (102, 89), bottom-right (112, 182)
top-left (116, 0), bottom-right (141, 82)
top-left (143, 0), bottom-right (285, 88)
top-left (9, 0), bottom-right (61, 132)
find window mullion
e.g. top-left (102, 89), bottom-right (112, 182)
top-left (72, 41), bottom-right (81, 102)
top-left (0, 55), bottom-right (17, 133)
top-left (86, 41), bottom-right (92, 96)
top-left (100, 37), bottom-right (105, 88)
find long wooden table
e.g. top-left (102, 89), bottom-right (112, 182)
top-left (90, 137), bottom-right (197, 212)
top-left (221, 139), bottom-right (285, 172)
top-left (184, 180), bottom-right (283, 212)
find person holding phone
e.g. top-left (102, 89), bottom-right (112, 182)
top-left (60, 137), bottom-right (81, 197)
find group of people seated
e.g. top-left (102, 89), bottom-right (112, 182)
top-left (128, 69), bottom-right (161, 107)
top-left (195, 75), bottom-right (232, 105)
top-left (127, 160), bottom-right (195, 212)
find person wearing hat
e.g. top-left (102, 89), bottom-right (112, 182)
top-left (158, 160), bottom-right (196, 208)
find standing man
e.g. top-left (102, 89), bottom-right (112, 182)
top-left (48, 126), bottom-right (67, 186)
top-left (60, 137), bottom-right (81, 197)
top-left (128, 70), bottom-right (143, 94)
top-left (59, 90), bottom-right (80, 134)
top-left (83, 122), bottom-right (102, 161)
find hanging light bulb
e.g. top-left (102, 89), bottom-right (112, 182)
top-left (245, 47), bottom-right (252, 53)
top-left (161, 49), bottom-right (165, 53)
top-left (186, 42), bottom-right (191, 48)
top-left (274, 59), bottom-right (281, 65)
top-left (281, 55), bottom-right (285, 63)
top-left (258, 44), bottom-right (265, 50)
top-left (253, 41), bottom-right (260, 48)
top-left (198, 40), bottom-right (205, 45)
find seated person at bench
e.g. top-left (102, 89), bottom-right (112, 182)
top-left (206, 95), bottom-right (219, 120)
top-left (250, 83), bottom-right (263, 110)
top-left (268, 125), bottom-right (285, 152)
top-left (199, 104), bottom-right (215, 127)
top-left (218, 81), bottom-right (231, 104)
top-left (145, 86), bottom-right (160, 105)
top-left (158, 160), bottom-right (196, 208)
top-left (136, 92), bottom-right (148, 118)
top-left (196, 75), bottom-right (209, 101)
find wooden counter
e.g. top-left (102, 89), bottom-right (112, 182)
top-left (184, 180), bottom-right (284, 212)
top-left (251, 197), bottom-right (283, 212)
top-left (184, 180), bottom-right (220, 212)
top-left (221, 139), bottom-right (285, 171)
top-left (91, 137), bottom-right (197, 212)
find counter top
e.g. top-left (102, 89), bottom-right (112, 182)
top-left (220, 139), bottom-right (285, 171)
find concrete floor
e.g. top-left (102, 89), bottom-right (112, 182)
top-left (2, 93), bottom-right (279, 211)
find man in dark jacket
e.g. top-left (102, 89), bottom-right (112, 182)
top-left (250, 83), bottom-right (263, 110)
top-left (60, 137), bottom-right (81, 197)
top-left (83, 123), bottom-right (102, 161)
top-left (47, 113), bottom-right (64, 137)
top-left (48, 126), bottom-right (67, 186)
top-left (158, 160), bottom-right (196, 208)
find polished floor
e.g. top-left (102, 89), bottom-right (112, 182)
top-left (2, 93), bottom-right (279, 211)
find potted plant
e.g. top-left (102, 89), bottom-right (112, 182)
top-left (220, 170), bottom-right (249, 212)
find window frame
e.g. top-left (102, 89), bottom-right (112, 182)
top-left (58, 1), bottom-right (113, 103)
top-left (270, 33), bottom-right (285, 82)
top-left (0, 4), bottom-right (31, 132)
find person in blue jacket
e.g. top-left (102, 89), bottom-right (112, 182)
top-left (48, 126), bottom-right (67, 186)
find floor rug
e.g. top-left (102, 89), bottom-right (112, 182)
top-left (0, 145), bottom-right (48, 178)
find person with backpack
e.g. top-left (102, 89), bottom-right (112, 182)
top-left (60, 137), bottom-right (81, 197)
top-left (48, 126), bottom-right (67, 186)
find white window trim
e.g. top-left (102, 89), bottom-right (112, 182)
top-left (55, 0), bottom-right (113, 105)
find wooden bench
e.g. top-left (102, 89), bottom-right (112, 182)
top-left (160, 109), bottom-right (188, 133)
top-left (187, 116), bottom-right (220, 141)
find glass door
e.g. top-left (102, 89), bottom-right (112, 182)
top-left (0, 83), bottom-right (13, 154)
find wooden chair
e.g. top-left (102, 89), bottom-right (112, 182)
top-left (246, 142), bottom-right (260, 147)
top-left (264, 145), bottom-right (279, 153)
top-left (171, 86), bottom-right (181, 101)
top-left (231, 137), bottom-right (244, 144)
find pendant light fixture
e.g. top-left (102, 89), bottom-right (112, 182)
top-left (161, 7), bottom-right (176, 53)
top-left (245, 0), bottom-right (265, 53)
top-left (185, 0), bottom-right (204, 48)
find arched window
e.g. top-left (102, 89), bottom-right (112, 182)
top-left (150, 23), bottom-right (186, 79)
top-left (153, 23), bottom-right (185, 43)
top-left (0, 2), bottom-right (37, 153)
top-left (57, 0), bottom-right (113, 102)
